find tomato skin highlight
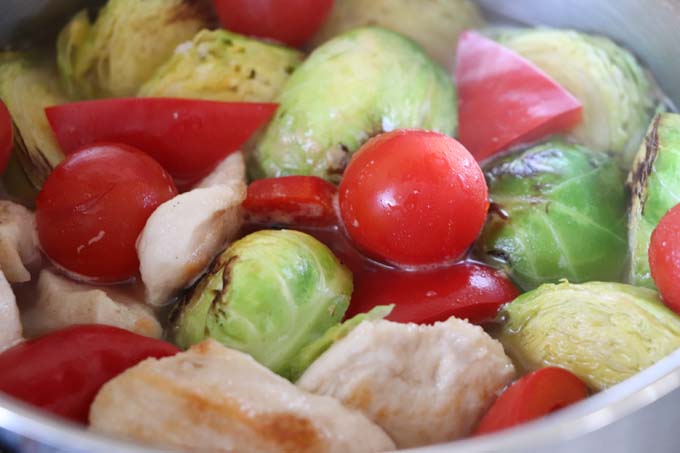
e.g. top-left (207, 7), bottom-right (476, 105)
top-left (649, 204), bottom-right (680, 314)
top-left (36, 143), bottom-right (177, 282)
top-left (456, 31), bottom-right (582, 162)
top-left (0, 100), bottom-right (13, 174)
top-left (346, 262), bottom-right (520, 325)
top-left (46, 98), bottom-right (277, 187)
top-left (244, 176), bottom-right (338, 227)
top-left (339, 129), bottom-right (488, 267)
top-left (474, 367), bottom-right (589, 436)
top-left (0, 325), bottom-right (180, 424)
top-left (212, 0), bottom-right (334, 47)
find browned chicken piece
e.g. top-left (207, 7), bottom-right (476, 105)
top-left (297, 317), bottom-right (516, 448)
top-left (90, 339), bottom-right (395, 453)
top-left (0, 200), bottom-right (40, 283)
top-left (21, 269), bottom-right (161, 338)
top-left (136, 153), bottom-right (246, 306)
top-left (0, 271), bottom-right (22, 351)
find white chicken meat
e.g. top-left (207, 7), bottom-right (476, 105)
top-left (90, 339), bottom-right (395, 453)
top-left (297, 316), bottom-right (515, 448)
top-left (0, 200), bottom-right (40, 282)
top-left (0, 270), bottom-right (22, 351)
top-left (21, 269), bottom-right (162, 338)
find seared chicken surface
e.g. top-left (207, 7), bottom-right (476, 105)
top-left (0, 200), bottom-right (40, 283)
top-left (90, 339), bottom-right (395, 453)
top-left (0, 271), bottom-right (21, 351)
top-left (21, 269), bottom-right (161, 338)
top-left (298, 317), bottom-right (515, 448)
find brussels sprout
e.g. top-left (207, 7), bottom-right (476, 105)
top-left (493, 28), bottom-right (655, 167)
top-left (288, 305), bottom-right (393, 381)
top-left (627, 113), bottom-right (680, 288)
top-left (171, 229), bottom-right (353, 379)
top-left (57, 0), bottom-right (211, 98)
top-left (499, 281), bottom-right (680, 390)
top-left (309, 0), bottom-right (485, 72)
top-left (250, 27), bottom-right (457, 183)
top-left (0, 53), bottom-right (67, 189)
top-left (139, 29), bottom-right (303, 102)
top-left (476, 140), bottom-right (627, 291)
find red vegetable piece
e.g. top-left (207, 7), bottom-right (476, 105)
top-left (649, 204), bottom-right (680, 314)
top-left (36, 143), bottom-right (177, 283)
top-left (212, 0), bottom-right (334, 47)
top-left (45, 98), bottom-right (277, 187)
top-left (244, 176), bottom-right (338, 227)
top-left (0, 100), bottom-right (13, 174)
top-left (346, 262), bottom-right (520, 325)
top-left (456, 31), bottom-right (582, 162)
top-left (339, 130), bottom-right (488, 267)
top-left (474, 367), bottom-right (589, 436)
top-left (0, 325), bottom-right (180, 424)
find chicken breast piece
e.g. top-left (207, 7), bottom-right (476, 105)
top-left (298, 317), bottom-right (515, 448)
top-left (90, 339), bottom-right (395, 453)
top-left (0, 201), bottom-right (40, 282)
top-left (0, 271), bottom-right (22, 352)
top-left (21, 270), bottom-right (161, 338)
top-left (195, 151), bottom-right (246, 189)
top-left (137, 174), bottom-right (246, 307)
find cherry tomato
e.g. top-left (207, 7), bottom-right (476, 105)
top-left (456, 31), bottom-right (582, 162)
top-left (474, 367), bottom-right (589, 435)
top-left (339, 129), bottom-right (488, 267)
top-left (46, 98), bottom-right (277, 188)
top-left (649, 204), bottom-right (680, 314)
top-left (0, 325), bottom-right (179, 424)
top-left (36, 144), bottom-right (177, 282)
top-left (346, 262), bottom-right (520, 325)
top-left (244, 176), bottom-right (338, 227)
top-left (0, 100), bottom-right (13, 174)
top-left (213, 0), bottom-right (334, 47)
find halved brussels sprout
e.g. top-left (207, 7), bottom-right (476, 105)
top-left (287, 305), bottom-right (393, 381)
top-left (627, 113), bottom-right (680, 288)
top-left (250, 27), bottom-right (457, 183)
top-left (139, 29), bottom-right (303, 102)
top-left (493, 28), bottom-right (655, 167)
top-left (57, 0), bottom-right (211, 98)
top-left (0, 53), bottom-right (67, 189)
top-left (309, 0), bottom-right (485, 71)
top-left (499, 281), bottom-right (680, 390)
top-left (171, 229), bottom-right (353, 379)
top-left (476, 140), bottom-right (627, 291)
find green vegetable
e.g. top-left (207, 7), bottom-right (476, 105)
top-left (493, 27), bottom-right (655, 167)
top-left (477, 140), bottom-right (627, 291)
top-left (250, 27), bottom-right (457, 183)
top-left (139, 29), bottom-right (303, 102)
top-left (627, 113), bottom-right (680, 288)
top-left (0, 52), bottom-right (67, 189)
top-left (57, 0), bottom-right (210, 98)
top-left (171, 230), bottom-right (353, 379)
top-left (309, 0), bottom-right (485, 71)
top-left (287, 305), bottom-right (393, 381)
top-left (499, 281), bottom-right (680, 390)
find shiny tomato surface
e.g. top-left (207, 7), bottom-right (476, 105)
top-left (339, 130), bottom-right (488, 267)
top-left (0, 100), bottom-right (12, 175)
top-left (649, 204), bottom-right (680, 314)
top-left (36, 143), bottom-right (177, 282)
top-left (0, 325), bottom-right (179, 424)
top-left (213, 0), bottom-right (334, 47)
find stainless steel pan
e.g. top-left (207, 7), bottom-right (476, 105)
top-left (1, 1), bottom-right (680, 451)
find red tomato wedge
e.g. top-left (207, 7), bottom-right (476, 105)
top-left (346, 261), bottom-right (520, 325)
top-left (474, 367), bottom-right (589, 436)
top-left (456, 31), bottom-right (582, 162)
top-left (244, 176), bottom-right (338, 227)
top-left (649, 204), bottom-right (680, 314)
top-left (213, 0), bottom-right (334, 47)
top-left (45, 98), bottom-right (277, 187)
top-left (0, 325), bottom-right (180, 424)
top-left (0, 100), bottom-right (13, 174)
